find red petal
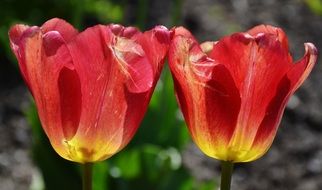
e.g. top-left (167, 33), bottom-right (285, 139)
top-left (109, 24), bottom-right (140, 39)
top-left (16, 30), bottom-right (74, 151)
top-left (200, 41), bottom-right (216, 55)
top-left (66, 26), bottom-right (137, 157)
top-left (115, 26), bottom-right (170, 151)
top-left (246, 76), bottom-right (291, 160)
top-left (171, 26), bottom-right (195, 39)
top-left (58, 67), bottom-right (82, 140)
top-left (169, 27), bottom-right (241, 151)
top-left (9, 25), bottom-right (39, 90)
top-left (10, 24), bottom-right (79, 155)
top-left (136, 25), bottom-right (170, 84)
top-left (169, 27), bottom-right (213, 126)
top-left (65, 24), bottom-right (167, 161)
top-left (210, 32), bottom-right (293, 152)
top-left (109, 25), bottom-right (154, 93)
top-left (9, 24), bottom-right (29, 48)
top-left (171, 27), bottom-right (215, 81)
top-left (248, 44), bottom-right (317, 160)
top-left (210, 32), bottom-right (292, 89)
top-left (287, 43), bottom-right (318, 91)
top-left (67, 25), bottom-right (111, 137)
top-left (110, 33), bottom-right (153, 93)
top-left (247, 25), bottom-right (289, 52)
top-left (41, 18), bottom-right (78, 42)
top-left (203, 65), bottom-right (241, 145)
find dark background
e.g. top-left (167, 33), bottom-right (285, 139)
top-left (0, 0), bottom-right (321, 190)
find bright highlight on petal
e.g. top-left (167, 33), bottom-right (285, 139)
top-left (169, 25), bottom-right (318, 163)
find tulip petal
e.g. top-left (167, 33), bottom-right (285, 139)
top-left (169, 27), bottom-right (220, 127)
top-left (243, 76), bottom-right (291, 162)
top-left (9, 24), bottom-right (29, 49)
top-left (41, 18), bottom-right (78, 42)
top-left (288, 43), bottom-right (318, 91)
top-left (245, 43), bottom-right (317, 161)
top-left (16, 29), bottom-right (77, 158)
top-left (169, 27), bottom-right (241, 160)
top-left (209, 32), bottom-right (294, 160)
top-left (138, 25), bottom-right (170, 77)
top-left (109, 24), bottom-right (140, 39)
top-left (66, 25), bottom-right (157, 162)
top-left (42, 32), bottom-right (81, 142)
top-left (111, 35), bottom-right (153, 93)
top-left (66, 25), bottom-right (116, 161)
top-left (200, 41), bottom-right (217, 55)
top-left (9, 25), bottom-right (39, 90)
top-left (202, 65), bottom-right (241, 159)
top-left (13, 26), bottom-right (80, 161)
top-left (247, 25), bottom-right (289, 53)
top-left (108, 24), bottom-right (156, 93)
top-left (121, 26), bottom-right (170, 147)
top-left (58, 67), bottom-right (82, 140)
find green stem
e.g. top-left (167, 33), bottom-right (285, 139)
top-left (220, 161), bottom-right (234, 190)
top-left (83, 162), bottom-right (93, 190)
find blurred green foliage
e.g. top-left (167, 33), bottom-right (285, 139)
top-left (305, 0), bottom-right (322, 16)
top-left (0, 0), bottom-right (217, 189)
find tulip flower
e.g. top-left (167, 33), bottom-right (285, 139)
top-left (169, 25), bottom-right (317, 190)
top-left (9, 18), bottom-right (170, 164)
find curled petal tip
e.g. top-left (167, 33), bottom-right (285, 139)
top-left (286, 42), bottom-right (317, 94)
top-left (123, 26), bottom-right (140, 37)
top-left (301, 42), bottom-right (318, 71)
top-left (247, 24), bottom-right (289, 50)
top-left (200, 41), bottom-right (216, 55)
top-left (302, 42), bottom-right (318, 78)
top-left (153, 25), bottom-right (169, 35)
top-left (154, 25), bottom-right (169, 31)
top-left (154, 25), bottom-right (170, 36)
top-left (41, 18), bottom-right (78, 42)
top-left (109, 23), bottom-right (123, 34)
top-left (151, 25), bottom-right (171, 44)
top-left (109, 24), bottom-right (140, 38)
top-left (9, 24), bottom-right (29, 44)
top-left (230, 33), bottom-right (253, 44)
top-left (42, 31), bottom-right (67, 57)
top-left (304, 42), bottom-right (318, 56)
top-left (247, 24), bottom-right (280, 36)
top-left (9, 25), bottom-right (40, 54)
top-left (152, 25), bottom-right (169, 35)
top-left (172, 26), bottom-right (193, 38)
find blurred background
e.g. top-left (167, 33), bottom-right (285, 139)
top-left (0, 0), bottom-right (322, 189)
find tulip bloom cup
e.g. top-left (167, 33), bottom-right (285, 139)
top-left (169, 25), bottom-right (317, 190)
top-left (9, 18), bottom-right (170, 190)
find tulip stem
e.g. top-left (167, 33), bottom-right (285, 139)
top-left (83, 162), bottom-right (93, 190)
top-left (220, 161), bottom-right (234, 190)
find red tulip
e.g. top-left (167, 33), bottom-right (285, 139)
top-left (169, 25), bottom-right (317, 162)
top-left (9, 18), bottom-right (170, 163)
